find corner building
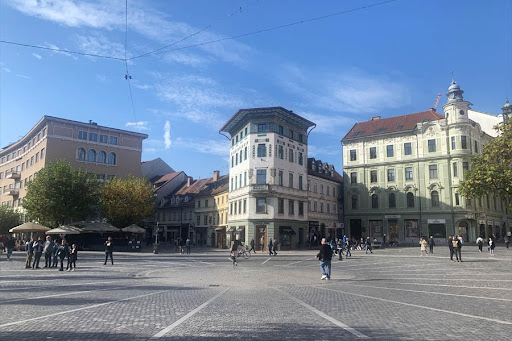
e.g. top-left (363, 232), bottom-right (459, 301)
top-left (220, 107), bottom-right (315, 250)
top-left (342, 80), bottom-right (511, 244)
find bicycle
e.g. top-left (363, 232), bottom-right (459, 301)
top-left (237, 248), bottom-right (251, 259)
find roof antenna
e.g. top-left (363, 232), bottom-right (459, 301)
top-left (451, 71), bottom-right (455, 83)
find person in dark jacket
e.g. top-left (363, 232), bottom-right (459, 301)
top-left (6, 237), bottom-right (15, 260)
top-left (428, 236), bottom-right (435, 253)
top-left (316, 238), bottom-right (333, 280)
top-left (25, 238), bottom-right (34, 269)
top-left (57, 239), bottom-right (69, 271)
top-left (67, 243), bottom-right (78, 271)
top-left (448, 235), bottom-right (456, 262)
top-left (248, 239), bottom-right (256, 254)
top-left (268, 238), bottom-right (273, 256)
top-left (104, 237), bottom-right (114, 265)
top-left (32, 237), bottom-right (44, 269)
top-left (365, 237), bottom-right (373, 254)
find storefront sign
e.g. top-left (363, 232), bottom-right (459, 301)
top-left (427, 219), bottom-right (446, 224)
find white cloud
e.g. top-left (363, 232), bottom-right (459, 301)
top-left (125, 121), bottom-right (150, 131)
top-left (173, 137), bottom-right (230, 157)
top-left (32, 53), bottom-right (42, 59)
top-left (299, 110), bottom-right (357, 136)
top-left (44, 43), bottom-right (78, 59)
top-left (1, 67), bottom-right (11, 73)
top-left (164, 121), bottom-right (171, 149)
top-left (75, 34), bottom-right (126, 60)
top-left (16, 74), bottom-right (30, 79)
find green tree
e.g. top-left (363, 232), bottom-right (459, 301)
top-left (0, 205), bottom-right (23, 235)
top-left (100, 175), bottom-right (154, 228)
top-left (22, 160), bottom-right (100, 227)
top-left (459, 120), bottom-right (512, 210)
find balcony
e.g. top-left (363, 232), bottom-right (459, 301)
top-left (6, 171), bottom-right (21, 180)
top-left (4, 188), bottom-right (19, 196)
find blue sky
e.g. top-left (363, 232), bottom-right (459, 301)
top-left (1, 0), bottom-right (511, 179)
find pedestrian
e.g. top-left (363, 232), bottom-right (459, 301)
top-left (316, 238), bottom-right (333, 280)
top-left (67, 244), bottom-right (78, 271)
top-left (25, 238), bottom-right (34, 269)
top-left (419, 237), bottom-right (428, 257)
top-left (104, 236), bottom-right (114, 265)
top-left (174, 239), bottom-right (179, 253)
top-left (428, 235), bottom-right (435, 253)
top-left (345, 238), bottom-right (352, 257)
top-left (248, 238), bottom-right (256, 254)
top-left (448, 235), bottom-right (456, 262)
top-left (268, 238), bottom-right (273, 256)
top-left (452, 235), bottom-right (462, 262)
top-left (32, 237), bottom-right (44, 269)
top-left (365, 237), bottom-right (373, 254)
top-left (272, 238), bottom-right (278, 256)
top-left (185, 238), bottom-right (191, 254)
top-left (488, 236), bottom-right (495, 256)
top-left (6, 237), bottom-right (15, 260)
top-left (336, 238), bottom-right (343, 260)
top-left (382, 234), bottom-right (386, 248)
top-left (57, 239), bottom-right (69, 271)
top-left (230, 240), bottom-right (239, 266)
top-left (43, 236), bottom-right (53, 268)
top-left (505, 235), bottom-right (510, 250)
top-left (476, 236), bottom-right (484, 252)
top-left (52, 240), bottom-right (59, 267)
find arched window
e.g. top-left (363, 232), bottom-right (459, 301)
top-left (389, 193), bottom-right (396, 208)
top-left (407, 192), bottom-right (414, 208)
top-left (351, 195), bottom-right (358, 209)
top-left (107, 152), bottom-right (116, 165)
top-left (431, 191), bottom-right (439, 207)
top-left (77, 148), bottom-right (86, 161)
top-left (97, 151), bottom-right (107, 163)
top-left (87, 149), bottom-right (96, 162)
top-left (371, 194), bottom-right (379, 209)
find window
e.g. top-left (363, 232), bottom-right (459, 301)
top-left (244, 147), bottom-right (247, 160)
top-left (197, 200), bottom-right (201, 208)
top-left (371, 194), bottom-right (379, 209)
top-left (389, 193), bottom-right (396, 208)
top-left (245, 127), bottom-right (248, 136)
top-left (405, 167), bottom-right (413, 181)
top-left (243, 199), bottom-right (247, 213)
top-left (77, 148), bottom-right (86, 161)
top-left (100, 134), bottom-right (108, 143)
top-left (314, 183), bottom-right (317, 193)
top-left (258, 124), bottom-right (267, 132)
top-left (387, 168), bottom-right (395, 182)
top-left (451, 136), bottom-right (456, 150)
top-left (453, 162), bottom-right (458, 177)
top-left (107, 152), bottom-right (116, 165)
top-left (289, 173), bottom-right (293, 188)
top-left (97, 151), bottom-right (106, 163)
top-left (370, 147), bottom-right (377, 159)
top-left (387, 145), bottom-right (394, 157)
top-left (244, 172), bottom-right (247, 186)
top-left (87, 149), bottom-right (96, 162)
top-left (428, 139), bottom-right (436, 153)
top-left (278, 198), bottom-right (284, 213)
top-left (298, 201), bottom-right (304, 215)
top-left (278, 170), bottom-right (283, 186)
top-left (407, 192), bottom-right (414, 207)
top-left (455, 193), bottom-right (460, 206)
top-left (89, 133), bottom-right (98, 142)
top-left (463, 162), bottom-right (469, 176)
top-left (350, 149), bottom-right (357, 161)
top-left (350, 172), bottom-right (357, 184)
top-left (257, 144), bottom-right (266, 157)
top-left (404, 142), bottom-right (412, 155)
top-left (351, 195), bottom-right (358, 209)
top-left (320, 184), bottom-right (324, 194)
top-left (35, 152), bottom-right (39, 162)
top-left (370, 170), bottom-right (377, 183)
top-left (320, 202), bottom-right (324, 213)
top-left (474, 141), bottom-right (478, 153)
top-left (314, 201), bottom-right (317, 211)
top-left (431, 191), bottom-right (439, 207)
top-left (327, 203), bottom-right (330, 214)
top-left (429, 165), bottom-right (438, 179)
top-left (289, 148), bottom-right (294, 162)
top-left (461, 136), bottom-right (467, 149)
top-left (278, 125), bottom-right (284, 135)
top-left (288, 200), bottom-right (294, 214)
top-left (205, 199), bottom-right (209, 208)
top-left (230, 178), bottom-right (233, 191)
top-left (278, 145), bottom-right (284, 159)
top-left (204, 215), bottom-right (208, 224)
top-left (298, 175), bottom-right (303, 190)
top-left (235, 153), bottom-right (238, 166)
top-left (298, 152), bottom-right (303, 165)
top-left (234, 175), bottom-right (237, 189)
top-left (256, 198), bottom-right (266, 213)
top-left (256, 169), bottom-right (266, 184)
top-left (78, 131), bottom-right (87, 140)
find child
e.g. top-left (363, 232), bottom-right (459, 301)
top-left (67, 244), bottom-right (78, 271)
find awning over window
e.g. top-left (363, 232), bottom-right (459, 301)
top-left (227, 227), bottom-right (236, 232)
top-left (279, 226), bottom-right (296, 235)
top-left (215, 227), bottom-right (226, 231)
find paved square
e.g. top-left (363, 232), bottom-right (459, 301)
top-left (1, 245), bottom-right (511, 340)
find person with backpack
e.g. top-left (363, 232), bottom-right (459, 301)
top-left (43, 236), bottom-right (53, 268)
top-left (316, 238), bottom-right (333, 280)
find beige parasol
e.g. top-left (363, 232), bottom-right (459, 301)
top-left (9, 222), bottom-right (51, 233)
top-left (121, 224), bottom-right (146, 234)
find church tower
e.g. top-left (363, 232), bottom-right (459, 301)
top-left (502, 99), bottom-right (511, 121)
top-left (442, 76), bottom-right (471, 125)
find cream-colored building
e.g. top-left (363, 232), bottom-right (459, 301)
top-left (0, 116), bottom-right (147, 209)
top-left (342, 80), bottom-right (511, 244)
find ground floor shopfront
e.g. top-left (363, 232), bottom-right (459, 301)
top-left (345, 212), bottom-right (511, 244)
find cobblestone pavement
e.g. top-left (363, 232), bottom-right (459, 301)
top-left (1, 245), bottom-right (511, 340)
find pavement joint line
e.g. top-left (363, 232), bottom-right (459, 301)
top-left (388, 281), bottom-right (512, 291)
top-left (367, 277), bottom-right (512, 282)
top-left (150, 287), bottom-right (230, 339)
top-left (261, 258), bottom-right (271, 265)
top-left (273, 287), bottom-right (369, 339)
top-left (0, 287), bottom-right (175, 328)
top-left (275, 260), bottom-right (305, 267)
top-left (0, 280), bottom-right (118, 289)
top-left (339, 282), bottom-right (512, 302)
top-left (315, 286), bottom-right (512, 326)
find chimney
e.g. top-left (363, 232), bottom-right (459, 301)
top-left (186, 176), bottom-right (193, 187)
top-left (370, 116), bottom-right (381, 121)
top-left (213, 170), bottom-right (220, 182)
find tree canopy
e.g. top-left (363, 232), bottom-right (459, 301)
top-left (0, 205), bottom-right (23, 235)
top-left (22, 160), bottom-right (100, 227)
top-left (100, 175), bottom-right (154, 228)
top-left (459, 119), bottom-right (512, 209)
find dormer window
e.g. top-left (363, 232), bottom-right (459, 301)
top-left (185, 196), bottom-right (189, 202)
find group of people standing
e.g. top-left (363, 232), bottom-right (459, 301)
top-left (23, 236), bottom-right (78, 271)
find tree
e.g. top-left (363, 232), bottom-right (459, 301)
top-left (459, 119), bottom-right (512, 210)
top-left (100, 175), bottom-right (154, 228)
top-left (0, 205), bottom-right (23, 235)
top-left (22, 160), bottom-right (100, 227)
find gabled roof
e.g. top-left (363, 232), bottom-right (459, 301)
top-left (153, 171), bottom-right (184, 192)
top-left (176, 178), bottom-right (212, 196)
top-left (342, 110), bottom-right (444, 141)
top-left (307, 158), bottom-right (343, 183)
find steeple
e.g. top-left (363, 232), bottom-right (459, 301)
top-left (502, 98), bottom-right (512, 121)
top-left (442, 75), bottom-right (470, 125)
top-left (446, 73), bottom-right (465, 103)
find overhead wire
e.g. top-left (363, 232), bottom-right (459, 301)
top-left (123, 0), bottom-right (139, 133)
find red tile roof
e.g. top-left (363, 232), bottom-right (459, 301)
top-left (154, 172), bottom-right (183, 185)
top-left (342, 110), bottom-right (444, 141)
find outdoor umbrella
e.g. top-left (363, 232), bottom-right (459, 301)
top-left (70, 221), bottom-right (120, 233)
top-left (9, 222), bottom-right (50, 233)
top-left (46, 225), bottom-right (81, 235)
top-left (121, 224), bottom-right (146, 234)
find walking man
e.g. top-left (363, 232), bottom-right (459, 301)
top-left (316, 238), bottom-right (333, 280)
top-left (272, 238), bottom-right (278, 256)
top-left (428, 235), bottom-right (435, 254)
top-left (365, 237), bottom-right (373, 254)
top-left (248, 238), bottom-right (256, 254)
top-left (6, 237), bottom-right (15, 260)
top-left (104, 236), bottom-right (114, 265)
top-left (268, 238), bottom-right (273, 256)
top-left (185, 238), bottom-right (191, 254)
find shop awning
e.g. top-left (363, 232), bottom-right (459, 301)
top-left (227, 227), bottom-right (236, 232)
top-left (279, 227), bottom-right (296, 235)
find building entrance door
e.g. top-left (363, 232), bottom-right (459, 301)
top-left (256, 225), bottom-right (267, 251)
top-left (217, 232), bottom-right (225, 249)
top-left (350, 219), bottom-right (362, 240)
top-left (388, 220), bottom-right (399, 244)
